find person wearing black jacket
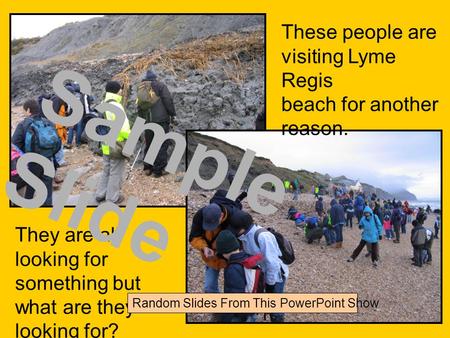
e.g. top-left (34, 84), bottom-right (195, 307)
top-left (137, 70), bottom-right (176, 178)
top-left (315, 197), bottom-right (324, 216)
top-left (215, 230), bottom-right (260, 322)
top-left (330, 199), bottom-right (346, 248)
top-left (12, 100), bottom-right (55, 205)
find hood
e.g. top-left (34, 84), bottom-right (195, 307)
top-left (363, 206), bottom-right (373, 215)
top-left (331, 199), bottom-right (337, 206)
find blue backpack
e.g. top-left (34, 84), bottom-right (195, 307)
top-left (25, 118), bottom-right (61, 158)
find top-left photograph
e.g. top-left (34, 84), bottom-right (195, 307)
top-left (9, 14), bottom-right (266, 207)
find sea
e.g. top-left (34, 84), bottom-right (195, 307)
top-left (411, 200), bottom-right (441, 211)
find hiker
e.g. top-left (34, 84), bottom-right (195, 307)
top-left (330, 199), bottom-right (345, 248)
top-left (305, 216), bottom-right (323, 244)
top-left (391, 201), bottom-right (403, 243)
top-left (292, 178), bottom-right (300, 200)
top-left (416, 207), bottom-right (428, 225)
top-left (229, 211), bottom-right (289, 323)
top-left (315, 196), bottom-right (324, 216)
top-left (322, 211), bottom-right (335, 246)
top-left (189, 190), bottom-right (243, 293)
top-left (283, 180), bottom-right (290, 193)
top-left (383, 214), bottom-right (394, 240)
top-left (423, 227), bottom-right (434, 265)
top-left (314, 186), bottom-right (320, 198)
top-left (426, 205), bottom-right (432, 214)
top-left (12, 99), bottom-right (61, 205)
top-left (66, 82), bottom-right (91, 148)
top-left (434, 215), bottom-right (440, 239)
top-left (354, 193), bottom-right (365, 221)
top-left (342, 195), bottom-right (354, 228)
top-left (215, 230), bottom-right (261, 322)
top-left (347, 206), bottom-right (383, 267)
top-left (411, 220), bottom-right (427, 267)
top-left (136, 70), bottom-right (176, 178)
top-left (95, 81), bottom-right (130, 205)
top-left (10, 144), bottom-right (26, 193)
top-left (287, 206), bottom-right (298, 220)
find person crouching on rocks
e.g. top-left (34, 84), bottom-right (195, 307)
top-left (229, 210), bottom-right (289, 322)
top-left (347, 206), bottom-right (383, 268)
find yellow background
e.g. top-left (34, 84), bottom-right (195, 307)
top-left (1, 1), bottom-right (447, 337)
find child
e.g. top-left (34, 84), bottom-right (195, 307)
top-left (215, 230), bottom-right (261, 323)
top-left (434, 215), bottom-right (440, 239)
top-left (411, 220), bottom-right (427, 267)
top-left (383, 214), bottom-right (393, 240)
top-left (423, 227), bottom-right (434, 264)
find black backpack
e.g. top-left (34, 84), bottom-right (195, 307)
top-left (254, 227), bottom-right (295, 265)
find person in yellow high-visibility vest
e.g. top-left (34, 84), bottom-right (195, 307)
top-left (95, 81), bottom-right (130, 205)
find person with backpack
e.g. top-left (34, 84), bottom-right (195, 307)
top-left (411, 220), bottom-right (427, 267)
top-left (322, 211), bottom-right (335, 246)
top-left (95, 81), bottom-right (130, 205)
top-left (189, 190), bottom-right (244, 293)
top-left (330, 199), bottom-right (345, 248)
top-left (347, 206), bottom-right (383, 267)
top-left (229, 210), bottom-right (289, 322)
top-left (136, 70), bottom-right (176, 178)
top-left (315, 196), bottom-right (324, 216)
top-left (304, 216), bottom-right (323, 244)
top-left (215, 230), bottom-right (262, 322)
top-left (342, 195), bottom-right (354, 228)
top-left (66, 82), bottom-right (90, 148)
top-left (10, 143), bottom-right (26, 193)
top-left (12, 100), bottom-right (61, 206)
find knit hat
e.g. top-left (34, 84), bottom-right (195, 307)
top-left (202, 203), bottom-right (222, 231)
top-left (105, 81), bottom-right (122, 94)
top-left (215, 230), bottom-right (240, 255)
top-left (229, 210), bottom-right (253, 233)
top-left (144, 70), bottom-right (157, 81)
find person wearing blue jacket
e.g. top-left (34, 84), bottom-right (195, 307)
top-left (347, 206), bottom-right (383, 267)
top-left (354, 193), bottom-right (365, 221)
top-left (330, 199), bottom-right (346, 248)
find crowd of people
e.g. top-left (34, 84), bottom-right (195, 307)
top-left (11, 69), bottom-right (176, 206)
top-left (189, 184), bottom-right (440, 323)
top-left (290, 188), bottom-right (439, 268)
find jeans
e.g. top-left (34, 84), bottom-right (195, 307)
top-left (434, 226), bottom-right (439, 238)
top-left (293, 189), bottom-right (299, 200)
top-left (401, 222), bottom-right (407, 234)
top-left (323, 228), bottom-right (335, 245)
top-left (54, 144), bottom-right (65, 166)
top-left (333, 223), bottom-right (344, 243)
top-left (266, 278), bottom-right (286, 322)
top-left (204, 266), bottom-right (220, 293)
top-left (385, 229), bottom-right (394, 239)
top-left (24, 162), bottom-right (53, 206)
top-left (346, 213), bottom-right (353, 227)
top-left (67, 121), bottom-right (84, 146)
top-left (143, 121), bottom-right (170, 174)
top-left (351, 240), bottom-right (379, 263)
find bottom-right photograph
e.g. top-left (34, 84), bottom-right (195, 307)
top-left (186, 130), bottom-right (442, 323)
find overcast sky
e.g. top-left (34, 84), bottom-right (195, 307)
top-left (200, 131), bottom-right (441, 201)
top-left (11, 15), bottom-right (103, 39)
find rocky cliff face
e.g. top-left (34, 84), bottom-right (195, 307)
top-left (11, 15), bottom-right (265, 130)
